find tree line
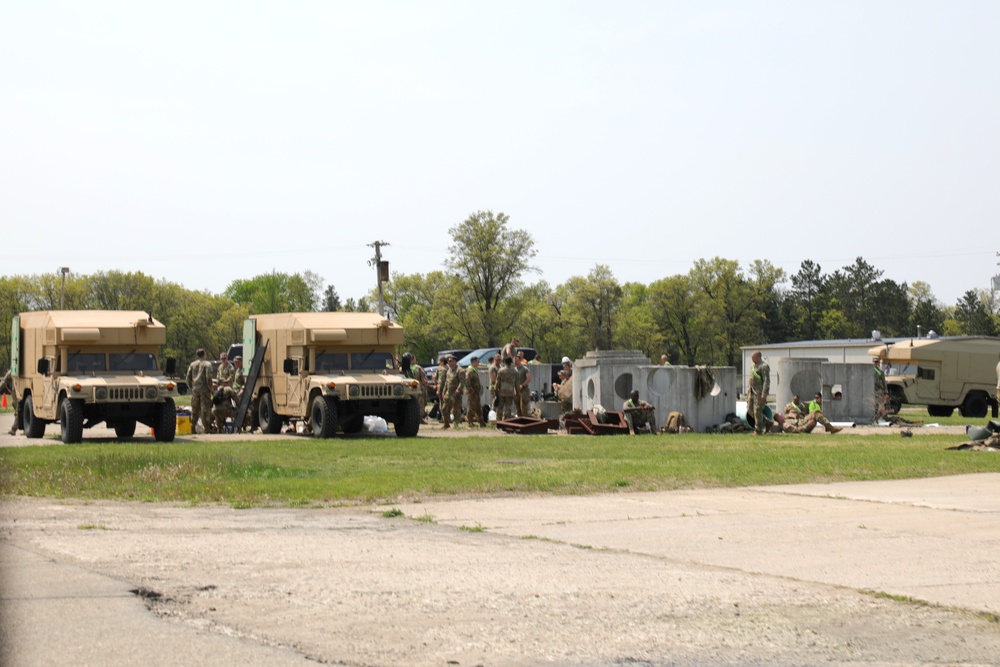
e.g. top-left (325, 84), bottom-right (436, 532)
top-left (2, 211), bottom-right (997, 372)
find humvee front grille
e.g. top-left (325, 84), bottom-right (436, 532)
top-left (358, 385), bottom-right (395, 399)
top-left (107, 387), bottom-right (145, 401)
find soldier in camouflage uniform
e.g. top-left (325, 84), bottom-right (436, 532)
top-left (515, 354), bottom-right (532, 417)
top-left (401, 353), bottom-right (428, 424)
top-left (216, 352), bottom-right (235, 386)
top-left (623, 390), bottom-right (655, 435)
top-left (212, 382), bottom-right (238, 433)
top-left (2, 369), bottom-right (20, 435)
top-left (440, 355), bottom-right (465, 429)
top-left (782, 394), bottom-right (810, 433)
top-left (465, 356), bottom-right (485, 427)
top-left (747, 351), bottom-right (770, 435)
top-left (496, 357), bottom-right (518, 421)
top-left (185, 348), bottom-right (215, 434)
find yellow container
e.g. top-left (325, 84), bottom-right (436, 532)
top-left (175, 415), bottom-right (192, 435)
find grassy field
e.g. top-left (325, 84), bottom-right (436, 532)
top-left (1, 431), bottom-right (996, 508)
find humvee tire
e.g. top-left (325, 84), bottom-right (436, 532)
top-left (154, 398), bottom-right (176, 443)
top-left (259, 393), bottom-right (283, 434)
top-left (114, 419), bottom-right (137, 439)
top-left (961, 394), bottom-right (989, 419)
top-left (310, 396), bottom-right (337, 438)
top-left (24, 395), bottom-right (46, 439)
top-left (60, 397), bottom-right (84, 444)
top-left (395, 399), bottom-right (421, 438)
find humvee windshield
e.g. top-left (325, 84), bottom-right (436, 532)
top-left (65, 352), bottom-right (158, 373)
top-left (110, 353), bottom-right (158, 372)
top-left (315, 351), bottom-right (394, 372)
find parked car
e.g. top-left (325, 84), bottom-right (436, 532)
top-left (456, 347), bottom-right (537, 368)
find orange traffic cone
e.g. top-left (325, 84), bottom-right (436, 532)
top-left (2, 394), bottom-right (7, 408)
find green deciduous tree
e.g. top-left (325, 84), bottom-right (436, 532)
top-left (224, 272), bottom-right (317, 314)
top-left (444, 210), bottom-right (537, 346)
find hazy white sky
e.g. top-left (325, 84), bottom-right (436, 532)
top-left (3, 1), bottom-right (999, 307)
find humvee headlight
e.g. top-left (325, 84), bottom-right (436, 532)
top-left (393, 385), bottom-right (404, 397)
top-left (145, 387), bottom-right (158, 399)
top-left (72, 384), bottom-right (83, 393)
top-left (96, 388), bottom-right (108, 400)
top-left (348, 385), bottom-right (360, 397)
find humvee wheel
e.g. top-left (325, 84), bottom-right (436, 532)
top-left (154, 398), bottom-right (176, 442)
top-left (60, 397), bottom-right (84, 444)
top-left (23, 395), bottom-right (46, 439)
top-left (114, 419), bottom-right (137, 439)
top-left (310, 396), bottom-right (338, 438)
top-left (960, 394), bottom-right (989, 419)
top-left (259, 393), bottom-right (283, 434)
top-left (395, 398), bottom-right (421, 438)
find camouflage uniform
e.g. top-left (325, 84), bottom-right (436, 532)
top-left (2, 370), bottom-right (19, 435)
top-left (515, 361), bottom-right (531, 417)
top-left (805, 398), bottom-right (842, 434)
top-left (783, 399), bottom-right (810, 433)
top-left (412, 365), bottom-right (428, 423)
top-left (440, 361), bottom-right (465, 428)
top-left (873, 360), bottom-right (889, 423)
top-left (748, 358), bottom-right (770, 435)
top-left (496, 363), bottom-right (518, 421)
top-left (465, 364), bottom-right (485, 426)
top-left (217, 361), bottom-right (235, 386)
top-left (212, 385), bottom-right (238, 432)
top-left (623, 397), bottom-right (654, 434)
top-left (555, 374), bottom-right (573, 414)
top-left (186, 354), bottom-right (215, 433)
top-left (662, 411), bottom-right (688, 433)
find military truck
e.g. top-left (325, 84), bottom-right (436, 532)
top-left (870, 336), bottom-right (1000, 418)
top-left (10, 311), bottom-right (182, 443)
top-left (243, 312), bottom-right (422, 437)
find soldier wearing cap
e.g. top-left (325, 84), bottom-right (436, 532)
top-left (217, 351), bottom-right (235, 386)
top-left (465, 356), bottom-right (485, 427)
top-left (440, 355), bottom-right (465, 429)
top-left (233, 356), bottom-right (245, 393)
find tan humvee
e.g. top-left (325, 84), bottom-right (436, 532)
top-left (10, 311), bottom-right (182, 443)
top-left (243, 313), bottom-right (422, 437)
top-left (870, 335), bottom-right (1000, 418)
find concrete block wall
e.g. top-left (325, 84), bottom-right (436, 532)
top-left (571, 350), bottom-right (737, 432)
top-left (772, 357), bottom-right (875, 423)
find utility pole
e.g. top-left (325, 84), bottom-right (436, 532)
top-left (60, 267), bottom-right (70, 309)
top-left (993, 252), bottom-right (1000, 292)
top-left (368, 241), bottom-right (390, 316)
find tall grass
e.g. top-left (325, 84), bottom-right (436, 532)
top-left (2, 432), bottom-right (997, 507)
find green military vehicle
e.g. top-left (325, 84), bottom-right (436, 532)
top-left (871, 335), bottom-right (1000, 418)
top-left (10, 310), bottom-right (182, 443)
top-left (243, 312), bottom-right (422, 437)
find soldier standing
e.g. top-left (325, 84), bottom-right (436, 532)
top-left (488, 353), bottom-right (501, 411)
top-left (401, 353), bottom-right (428, 424)
top-left (185, 348), bottom-right (214, 434)
top-left (496, 357), bottom-right (518, 421)
top-left (747, 351), bottom-right (770, 436)
top-left (440, 355), bottom-right (465, 429)
top-left (2, 369), bottom-right (19, 435)
top-left (465, 357), bottom-right (485, 427)
top-left (232, 356), bottom-right (246, 395)
top-left (515, 354), bottom-right (532, 417)
top-left (217, 352), bottom-right (235, 386)
top-left (872, 356), bottom-right (889, 423)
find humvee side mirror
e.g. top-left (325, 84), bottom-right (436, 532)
top-left (283, 358), bottom-right (297, 374)
top-left (165, 358), bottom-right (177, 376)
top-left (37, 359), bottom-right (49, 375)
